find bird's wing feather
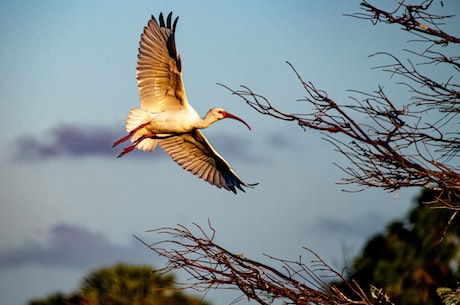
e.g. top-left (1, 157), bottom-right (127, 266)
top-left (159, 130), bottom-right (253, 193)
top-left (137, 12), bottom-right (187, 112)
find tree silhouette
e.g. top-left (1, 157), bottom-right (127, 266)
top-left (28, 264), bottom-right (207, 305)
top-left (342, 189), bottom-right (460, 305)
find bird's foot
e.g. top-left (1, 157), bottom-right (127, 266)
top-left (117, 145), bottom-right (137, 158)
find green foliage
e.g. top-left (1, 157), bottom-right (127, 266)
top-left (28, 264), bottom-right (207, 305)
top-left (369, 285), bottom-right (394, 305)
top-left (347, 189), bottom-right (460, 305)
top-left (29, 293), bottom-right (67, 305)
top-left (437, 286), bottom-right (460, 305)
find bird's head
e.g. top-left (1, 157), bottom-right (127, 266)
top-left (209, 108), bottom-right (252, 130)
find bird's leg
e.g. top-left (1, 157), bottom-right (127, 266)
top-left (112, 122), bottom-right (150, 148)
top-left (116, 133), bottom-right (157, 158)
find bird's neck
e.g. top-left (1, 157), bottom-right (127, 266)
top-left (195, 116), bottom-right (215, 129)
top-left (195, 111), bottom-right (219, 129)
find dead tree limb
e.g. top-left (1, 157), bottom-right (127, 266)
top-left (220, 0), bottom-right (460, 208)
top-left (135, 222), bottom-right (378, 305)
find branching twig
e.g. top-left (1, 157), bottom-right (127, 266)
top-left (135, 222), bottom-right (376, 305)
top-left (220, 0), bottom-right (460, 209)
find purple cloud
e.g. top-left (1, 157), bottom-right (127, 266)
top-left (15, 124), bottom-right (121, 160)
top-left (0, 224), bottom-right (155, 269)
top-left (311, 213), bottom-right (388, 238)
top-left (265, 131), bottom-right (295, 149)
top-left (206, 131), bottom-right (260, 163)
top-left (13, 123), bottom-right (258, 162)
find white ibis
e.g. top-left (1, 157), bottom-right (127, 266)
top-left (113, 12), bottom-right (257, 193)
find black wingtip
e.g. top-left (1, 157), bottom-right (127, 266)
top-left (156, 12), bottom-right (179, 32)
top-left (167, 12), bottom-right (172, 29)
top-left (172, 15), bottom-right (179, 32)
top-left (228, 182), bottom-right (259, 194)
top-left (158, 12), bottom-right (165, 27)
top-left (225, 175), bottom-right (258, 194)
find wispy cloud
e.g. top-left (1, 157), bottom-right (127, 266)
top-left (0, 224), bottom-right (155, 269)
top-left (13, 123), bottom-right (258, 162)
top-left (15, 124), bottom-right (121, 160)
top-left (206, 131), bottom-right (260, 163)
top-left (265, 131), bottom-right (296, 149)
top-left (311, 213), bottom-right (388, 238)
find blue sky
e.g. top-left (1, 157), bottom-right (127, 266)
top-left (1, 1), bottom-right (458, 304)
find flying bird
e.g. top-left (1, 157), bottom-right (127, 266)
top-left (113, 12), bottom-right (257, 193)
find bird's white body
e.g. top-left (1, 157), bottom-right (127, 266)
top-left (126, 106), bottom-right (233, 136)
top-left (113, 12), bottom-right (256, 193)
top-left (127, 107), bottom-right (200, 135)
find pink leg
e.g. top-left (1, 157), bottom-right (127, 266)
top-left (112, 122), bottom-right (151, 148)
top-left (112, 134), bottom-right (132, 148)
top-left (116, 133), bottom-right (157, 158)
top-left (117, 145), bottom-right (137, 158)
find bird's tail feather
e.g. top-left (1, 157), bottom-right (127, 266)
top-left (125, 107), bottom-right (158, 152)
top-left (136, 137), bottom-right (158, 152)
top-left (125, 108), bottom-right (151, 132)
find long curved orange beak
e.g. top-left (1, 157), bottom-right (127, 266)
top-left (224, 112), bottom-right (252, 130)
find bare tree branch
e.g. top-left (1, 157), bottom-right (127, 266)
top-left (349, 0), bottom-right (460, 45)
top-left (135, 222), bottom-right (378, 305)
top-left (219, 0), bottom-right (460, 208)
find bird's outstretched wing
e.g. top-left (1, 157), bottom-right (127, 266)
top-left (137, 12), bottom-right (187, 112)
top-left (159, 130), bottom-right (257, 193)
